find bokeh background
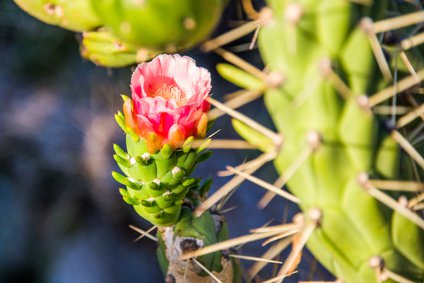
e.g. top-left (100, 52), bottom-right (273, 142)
top-left (0, 1), bottom-right (333, 282)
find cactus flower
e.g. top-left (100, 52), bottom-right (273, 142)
top-left (125, 54), bottom-right (211, 153)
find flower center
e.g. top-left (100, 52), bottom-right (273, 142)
top-left (154, 84), bottom-right (187, 106)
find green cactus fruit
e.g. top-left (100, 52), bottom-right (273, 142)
top-left (112, 107), bottom-right (211, 227)
top-left (90, 0), bottom-right (227, 50)
top-left (220, 0), bottom-right (424, 282)
top-left (156, 207), bottom-right (240, 282)
top-left (80, 29), bottom-right (159, 67)
top-left (13, 0), bottom-right (101, 32)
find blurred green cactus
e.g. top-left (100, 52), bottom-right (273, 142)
top-left (13, 0), bottom-right (101, 31)
top-left (219, 0), bottom-right (424, 282)
top-left (91, 0), bottom-right (227, 50)
top-left (14, 0), bottom-right (227, 67)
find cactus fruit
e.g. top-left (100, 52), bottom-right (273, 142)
top-left (90, 0), bottom-right (227, 51)
top-left (213, 0), bottom-right (424, 282)
top-left (13, 0), bottom-right (101, 32)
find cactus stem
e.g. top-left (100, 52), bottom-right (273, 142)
top-left (180, 228), bottom-right (289, 260)
top-left (319, 59), bottom-right (353, 100)
top-left (368, 179), bottom-right (424, 192)
top-left (129, 224), bottom-right (158, 242)
top-left (133, 225), bottom-right (157, 242)
top-left (396, 104), bottom-right (424, 128)
top-left (373, 11), bottom-right (424, 33)
top-left (230, 254), bottom-right (283, 264)
top-left (399, 51), bottom-right (420, 83)
top-left (248, 237), bottom-right (294, 280)
top-left (348, 0), bottom-right (373, 5)
top-left (274, 211), bottom-right (320, 280)
top-left (390, 130), bottom-right (424, 170)
top-left (408, 192), bottom-right (424, 208)
top-left (219, 152), bottom-right (276, 177)
top-left (241, 0), bottom-right (260, 20)
top-left (259, 146), bottom-right (314, 208)
top-left (202, 20), bottom-right (260, 52)
top-left (212, 48), bottom-right (269, 81)
top-left (226, 166), bottom-right (301, 204)
top-left (380, 267), bottom-right (415, 283)
top-left (208, 88), bottom-right (264, 120)
top-left (208, 97), bottom-right (283, 146)
top-left (191, 139), bottom-right (256, 150)
top-left (194, 163), bottom-right (262, 217)
top-left (361, 18), bottom-right (393, 81)
top-left (292, 73), bottom-right (322, 107)
top-left (192, 258), bottom-right (223, 283)
top-left (359, 174), bottom-right (424, 229)
top-left (368, 69), bottom-right (424, 107)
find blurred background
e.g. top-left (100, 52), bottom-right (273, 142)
top-left (0, 1), bottom-right (333, 282)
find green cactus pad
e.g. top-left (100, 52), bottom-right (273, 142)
top-left (14, 0), bottom-right (101, 32)
top-left (90, 0), bottom-right (227, 50)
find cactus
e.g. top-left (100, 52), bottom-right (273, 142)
top-left (13, 0), bottom-right (424, 281)
top-left (112, 55), bottom-right (240, 282)
top-left (200, 0), bottom-right (424, 282)
top-left (156, 207), bottom-right (240, 282)
top-left (13, 0), bottom-right (101, 31)
top-left (14, 0), bottom-right (228, 67)
top-left (80, 29), bottom-right (159, 67)
top-left (91, 0), bottom-right (227, 50)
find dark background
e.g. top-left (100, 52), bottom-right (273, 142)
top-left (0, 1), bottom-right (333, 282)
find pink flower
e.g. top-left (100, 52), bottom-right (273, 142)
top-left (124, 54), bottom-right (211, 153)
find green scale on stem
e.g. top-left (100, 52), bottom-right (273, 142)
top-left (113, 113), bottom-right (211, 227)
